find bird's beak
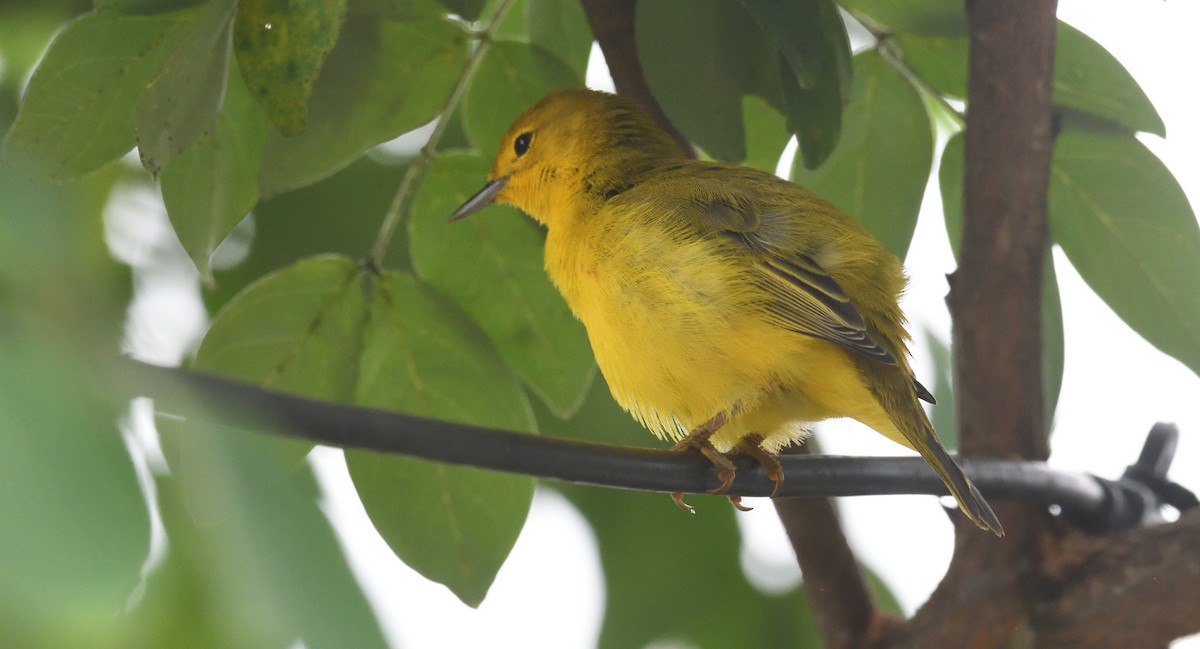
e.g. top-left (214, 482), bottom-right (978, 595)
top-left (449, 176), bottom-right (509, 222)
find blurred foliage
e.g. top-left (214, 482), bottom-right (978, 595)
top-left (1, 0), bottom-right (1195, 646)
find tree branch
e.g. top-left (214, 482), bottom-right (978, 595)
top-left (900, 1), bottom-right (1060, 646)
top-left (1033, 510), bottom-right (1200, 648)
top-left (579, 0), bottom-right (692, 155)
top-left (774, 443), bottom-right (899, 649)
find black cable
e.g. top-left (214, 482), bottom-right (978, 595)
top-left (120, 358), bottom-right (1192, 533)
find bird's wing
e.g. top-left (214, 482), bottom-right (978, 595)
top-left (697, 196), bottom-right (896, 364)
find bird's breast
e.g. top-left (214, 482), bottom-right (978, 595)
top-left (543, 218), bottom-right (797, 437)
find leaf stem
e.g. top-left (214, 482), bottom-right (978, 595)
top-left (366, 0), bottom-right (518, 271)
top-left (848, 9), bottom-right (966, 126)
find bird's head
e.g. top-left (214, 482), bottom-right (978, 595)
top-left (449, 88), bottom-right (683, 228)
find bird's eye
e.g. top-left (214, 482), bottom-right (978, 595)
top-left (514, 132), bottom-right (533, 157)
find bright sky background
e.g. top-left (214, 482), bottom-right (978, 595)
top-left (113, 1), bottom-right (1200, 647)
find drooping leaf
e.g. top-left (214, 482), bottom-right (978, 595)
top-left (346, 272), bottom-right (536, 607)
top-left (194, 256), bottom-right (538, 605)
top-left (743, 0), bottom-right (852, 168)
top-left (2, 6), bottom-right (204, 179)
top-left (194, 255), bottom-right (368, 460)
top-left (525, 0), bottom-right (593, 78)
top-left (897, 22), bottom-right (1164, 135)
top-left (204, 156), bottom-right (410, 314)
top-left (891, 33), bottom-right (967, 99)
top-left (1052, 21), bottom-right (1165, 136)
top-left (0, 328), bottom-right (147, 648)
top-left (939, 131), bottom-right (965, 254)
top-left (741, 94), bottom-right (791, 174)
top-left (133, 0), bottom-right (237, 174)
top-left (839, 0), bottom-right (965, 36)
top-left (155, 424), bottom-right (389, 649)
top-left (409, 153), bottom-right (595, 417)
top-left (96, 0), bottom-right (204, 13)
top-left (636, 0), bottom-right (781, 161)
top-left (195, 255), bottom-right (366, 398)
top-left (257, 15), bottom-right (467, 195)
top-left (161, 64), bottom-right (269, 282)
top-left (536, 378), bottom-right (821, 648)
top-left (233, 0), bottom-right (347, 135)
top-left (1049, 127), bottom-right (1200, 378)
top-left (924, 329), bottom-right (956, 452)
top-left (561, 484), bottom-right (820, 648)
top-left (462, 40), bottom-right (581, 158)
top-left (1041, 253), bottom-right (1064, 431)
top-left (792, 50), bottom-right (932, 258)
top-left (432, 0), bottom-right (485, 22)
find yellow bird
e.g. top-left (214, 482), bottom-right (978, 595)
top-left (451, 88), bottom-right (1002, 535)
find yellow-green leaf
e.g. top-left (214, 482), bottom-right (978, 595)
top-left (1049, 128), bottom-right (1200, 378)
top-left (233, 0), bottom-right (348, 135)
top-left (134, 0), bottom-right (237, 174)
top-left (792, 50), bottom-right (932, 258)
top-left (347, 272), bottom-right (535, 607)
top-left (161, 64), bottom-right (269, 282)
top-left (409, 153), bottom-right (594, 417)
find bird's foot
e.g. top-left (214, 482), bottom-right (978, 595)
top-left (733, 434), bottom-right (784, 498)
top-left (670, 413), bottom-right (737, 512)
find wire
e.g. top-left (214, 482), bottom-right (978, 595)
top-left (121, 358), bottom-right (1192, 533)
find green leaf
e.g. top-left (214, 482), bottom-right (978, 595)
top-left (562, 485), bottom-right (820, 649)
top-left (96, 0), bottom-right (205, 13)
top-left (525, 0), bottom-right (593, 78)
top-left (433, 0), bottom-right (485, 21)
top-left (898, 23), bottom-right (1164, 135)
top-left (1053, 21), bottom-right (1165, 136)
top-left (233, 0), bottom-right (347, 136)
top-left (155, 423), bottom-right (389, 649)
top-left (924, 329), bottom-right (956, 452)
top-left (536, 379), bottom-right (819, 647)
top-left (0, 329), bottom-right (147, 647)
top-left (637, 0), bottom-right (781, 161)
top-left (792, 50), bottom-right (932, 258)
top-left (1042, 253), bottom-right (1064, 431)
top-left (462, 40), bottom-right (581, 159)
top-left (257, 16), bottom-right (467, 195)
top-left (133, 0), bottom-right (237, 174)
top-left (743, 0), bottom-right (851, 169)
top-left (196, 255), bottom-right (367, 400)
top-left (203, 156), bottom-right (411, 314)
top-left (195, 255), bottom-right (367, 463)
top-left (409, 153), bottom-right (594, 417)
top-left (741, 94), bottom-right (790, 174)
top-left (2, 7), bottom-right (203, 179)
top-left (839, 0), bottom-right (965, 36)
top-left (346, 272), bottom-right (535, 607)
top-left (161, 64), bottom-right (269, 283)
top-left (1049, 128), bottom-right (1200, 378)
top-left (939, 131), bottom-right (965, 255)
top-left (891, 33), bottom-right (968, 99)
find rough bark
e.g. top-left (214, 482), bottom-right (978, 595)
top-left (898, 0), bottom-right (1060, 646)
top-left (1034, 510), bottom-right (1200, 648)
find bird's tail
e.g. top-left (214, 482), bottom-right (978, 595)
top-left (916, 420), bottom-right (1004, 536)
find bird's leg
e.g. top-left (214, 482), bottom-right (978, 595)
top-left (670, 411), bottom-right (737, 513)
top-left (733, 434), bottom-right (784, 498)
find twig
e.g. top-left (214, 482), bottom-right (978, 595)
top-left (365, 0), bottom-right (518, 269)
